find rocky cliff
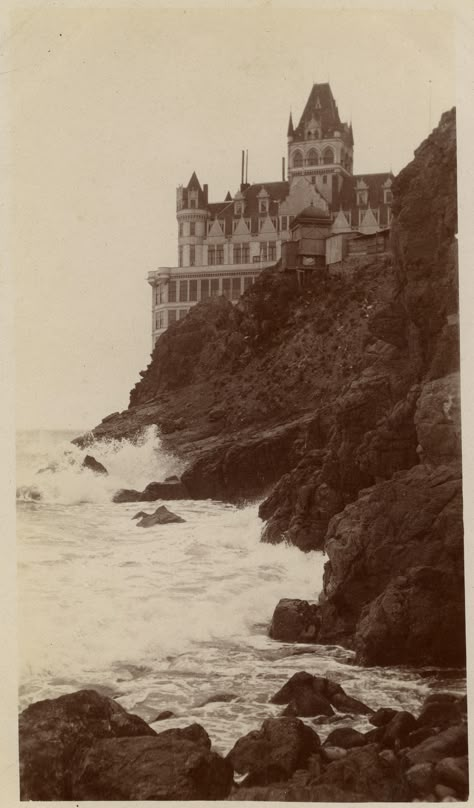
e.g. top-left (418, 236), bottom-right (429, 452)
top-left (84, 109), bottom-right (463, 667)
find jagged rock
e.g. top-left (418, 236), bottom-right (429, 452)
top-left (71, 724), bottom-right (233, 800)
top-left (113, 479), bottom-right (188, 503)
top-left (369, 707), bottom-right (399, 727)
top-left (434, 755), bottom-right (469, 791)
top-left (324, 727), bottom-right (367, 749)
top-left (140, 480), bottom-right (189, 500)
top-left (381, 710), bottom-right (418, 748)
top-left (226, 717), bottom-right (320, 779)
top-left (269, 598), bottom-right (321, 642)
top-left (406, 724), bottom-right (468, 766)
top-left (135, 505), bottom-right (185, 527)
top-left (82, 455), bottom-right (108, 475)
top-left (318, 462), bottom-right (464, 659)
top-left (406, 762), bottom-right (436, 796)
top-left (113, 488), bottom-right (143, 503)
top-left (321, 745), bottom-right (348, 761)
top-left (368, 300), bottom-right (408, 348)
top-left (417, 693), bottom-right (465, 728)
top-left (316, 743), bottom-right (410, 802)
top-left (19, 689), bottom-right (156, 801)
top-left (270, 672), bottom-right (372, 717)
top-left (414, 373), bottom-right (461, 465)
top-left (354, 566), bottom-right (466, 667)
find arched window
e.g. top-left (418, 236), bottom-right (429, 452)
top-left (307, 149), bottom-right (319, 166)
top-left (323, 147), bottom-right (334, 165)
top-left (292, 150), bottom-right (303, 168)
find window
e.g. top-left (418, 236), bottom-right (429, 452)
top-left (168, 281), bottom-right (177, 303)
top-left (281, 215), bottom-right (288, 231)
top-left (311, 176), bottom-right (316, 184)
top-left (269, 243), bottom-right (276, 261)
top-left (242, 244), bottom-right (250, 263)
top-left (216, 245), bottom-right (224, 264)
top-left (155, 311), bottom-right (164, 330)
top-left (357, 190), bottom-right (368, 206)
top-left (307, 149), bottom-right (319, 166)
top-left (179, 223), bottom-right (183, 237)
top-left (222, 277), bottom-right (231, 298)
top-left (322, 175), bottom-right (327, 184)
top-left (292, 150), bottom-right (303, 168)
top-left (234, 245), bottom-right (242, 264)
top-left (323, 147), bottom-right (334, 165)
top-left (259, 200), bottom-right (268, 214)
top-left (179, 280), bottom-right (188, 302)
top-left (201, 279), bottom-right (209, 300)
top-left (211, 278), bottom-right (219, 297)
top-left (189, 279), bottom-right (198, 301)
top-left (190, 245), bottom-right (196, 266)
top-left (168, 309), bottom-right (177, 325)
top-left (179, 309), bottom-right (188, 320)
top-left (261, 243), bottom-right (267, 261)
top-left (244, 276), bottom-right (253, 291)
top-left (208, 246), bottom-right (216, 265)
top-left (190, 221), bottom-right (195, 236)
top-left (384, 189), bottom-right (393, 204)
top-left (178, 246), bottom-right (183, 267)
top-left (190, 199), bottom-right (196, 209)
top-left (231, 277), bottom-right (241, 300)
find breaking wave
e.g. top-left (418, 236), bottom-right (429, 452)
top-left (16, 426), bottom-right (184, 505)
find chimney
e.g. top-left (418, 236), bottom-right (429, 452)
top-left (245, 150), bottom-right (248, 184)
top-left (241, 150), bottom-right (245, 185)
top-left (282, 157), bottom-right (285, 180)
top-left (203, 183), bottom-right (208, 205)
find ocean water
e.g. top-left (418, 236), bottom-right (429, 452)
top-left (16, 428), bottom-right (466, 754)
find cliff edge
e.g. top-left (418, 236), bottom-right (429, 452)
top-left (83, 109), bottom-right (463, 667)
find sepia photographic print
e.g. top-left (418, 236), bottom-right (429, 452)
top-left (6, 2), bottom-right (473, 804)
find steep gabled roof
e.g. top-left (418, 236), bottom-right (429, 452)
top-left (293, 83), bottom-right (341, 139)
top-left (187, 171), bottom-right (202, 191)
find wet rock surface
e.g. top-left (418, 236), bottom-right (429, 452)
top-left (113, 478), bottom-right (189, 502)
top-left (19, 684), bottom-right (468, 802)
top-left (134, 505), bottom-right (186, 527)
top-left (82, 454), bottom-right (108, 475)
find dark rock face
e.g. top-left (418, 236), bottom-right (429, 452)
top-left (113, 478), bottom-right (188, 503)
top-left (226, 716), bottom-right (320, 779)
top-left (270, 672), bottom-right (372, 718)
top-left (135, 505), bottom-right (185, 527)
top-left (72, 727), bottom-right (233, 800)
top-left (354, 566), bottom-right (466, 667)
top-left (82, 454), bottom-right (108, 475)
top-left (315, 743), bottom-right (410, 802)
top-left (269, 598), bottom-right (321, 643)
top-left (19, 689), bottom-right (156, 800)
top-left (317, 462), bottom-right (464, 657)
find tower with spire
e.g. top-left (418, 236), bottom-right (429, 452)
top-left (147, 83), bottom-right (393, 344)
top-left (287, 83), bottom-right (354, 205)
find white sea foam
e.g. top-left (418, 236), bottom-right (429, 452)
top-left (16, 429), bottom-right (464, 753)
top-left (16, 426), bottom-right (183, 505)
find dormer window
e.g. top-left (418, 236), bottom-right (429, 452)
top-left (259, 200), bottom-right (268, 214)
top-left (384, 189), bottom-right (393, 204)
top-left (357, 190), bottom-right (368, 206)
top-left (235, 202), bottom-right (243, 216)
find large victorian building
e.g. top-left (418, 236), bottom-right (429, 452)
top-left (148, 83), bottom-right (394, 344)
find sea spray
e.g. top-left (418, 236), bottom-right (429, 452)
top-left (16, 426), bottom-right (183, 505)
top-left (17, 428), bottom-right (465, 754)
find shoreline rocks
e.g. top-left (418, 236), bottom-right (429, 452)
top-left (19, 683), bottom-right (468, 802)
top-left (133, 505), bottom-right (186, 526)
top-left (113, 478), bottom-right (189, 503)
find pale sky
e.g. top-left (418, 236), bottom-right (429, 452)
top-left (11, 6), bottom-right (459, 430)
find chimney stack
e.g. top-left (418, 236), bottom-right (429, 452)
top-left (282, 157), bottom-right (285, 180)
top-left (241, 150), bottom-right (245, 185)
